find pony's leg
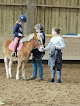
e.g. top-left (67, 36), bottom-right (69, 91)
top-left (22, 61), bottom-right (27, 80)
top-left (16, 60), bottom-right (22, 80)
top-left (4, 56), bottom-right (9, 78)
top-left (9, 59), bottom-right (13, 78)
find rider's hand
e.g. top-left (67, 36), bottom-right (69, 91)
top-left (18, 33), bottom-right (24, 37)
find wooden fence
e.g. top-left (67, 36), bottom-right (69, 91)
top-left (0, 0), bottom-right (80, 60)
top-left (0, 0), bottom-right (27, 36)
top-left (0, 0), bottom-right (80, 35)
top-left (35, 0), bottom-right (80, 34)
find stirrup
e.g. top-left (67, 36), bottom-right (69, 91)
top-left (11, 52), bottom-right (16, 57)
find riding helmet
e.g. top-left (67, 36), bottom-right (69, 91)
top-left (18, 15), bottom-right (27, 23)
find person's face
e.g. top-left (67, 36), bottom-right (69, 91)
top-left (52, 29), bottom-right (56, 36)
top-left (21, 22), bottom-right (23, 26)
top-left (35, 28), bottom-right (40, 33)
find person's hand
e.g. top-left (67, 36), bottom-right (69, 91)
top-left (39, 46), bottom-right (45, 52)
top-left (55, 46), bottom-right (58, 50)
top-left (18, 33), bottom-right (24, 37)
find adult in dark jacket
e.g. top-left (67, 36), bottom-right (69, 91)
top-left (27, 24), bottom-right (45, 81)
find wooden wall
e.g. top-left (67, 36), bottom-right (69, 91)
top-left (0, 0), bottom-right (80, 60)
top-left (35, 0), bottom-right (80, 34)
top-left (0, 0), bottom-right (27, 36)
top-left (0, 0), bottom-right (80, 35)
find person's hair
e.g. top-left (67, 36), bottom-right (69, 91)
top-left (34, 24), bottom-right (43, 30)
top-left (52, 27), bottom-right (61, 34)
top-left (15, 19), bottom-right (21, 24)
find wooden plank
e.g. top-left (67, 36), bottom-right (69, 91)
top-left (66, 0), bottom-right (71, 34)
top-left (0, 3), bottom-right (1, 35)
top-left (1, 0), bottom-right (5, 35)
top-left (9, 0), bottom-right (15, 36)
top-left (6, 0), bottom-right (10, 36)
top-left (60, 0), bottom-right (64, 34)
top-left (52, 0), bottom-right (56, 30)
top-left (70, 0), bottom-right (78, 34)
top-left (44, 0), bottom-right (49, 34)
top-left (55, 0), bottom-right (61, 28)
top-left (22, 0), bottom-right (27, 34)
top-left (0, 3), bottom-right (27, 6)
top-left (37, 0), bottom-right (41, 23)
top-left (48, 0), bottom-right (52, 33)
top-left (3, 0), bottom-right (7, 36)
top-left (37, 4), bottom-right (80, 9)
top-left (40, 0), bottom-right (45, 28)
top-left (77, 0), bottom-right (80, 34)
top-left (14, 0), bottom-right (21, 30)
top-left (60, 0), bottom-right (67, 34)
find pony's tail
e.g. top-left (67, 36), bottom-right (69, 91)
top-left (2, 41), bottom-right (6, 57)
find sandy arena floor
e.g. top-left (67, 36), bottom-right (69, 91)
top-left (0, 62), bottom-right (80, 106)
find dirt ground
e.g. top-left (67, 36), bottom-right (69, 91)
top-left (0, 62), bottom-right (80, 106)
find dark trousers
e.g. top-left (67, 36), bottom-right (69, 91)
top-left (53, 50), bottom-right (62, 71)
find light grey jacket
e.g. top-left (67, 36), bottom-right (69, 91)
top-left (48, 50), bottom-right (57, 70)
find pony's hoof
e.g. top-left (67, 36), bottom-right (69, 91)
top-left (10, 75), bottom-right (12, 79)
top-left (22, 77), bottom-right (26, 80)
top-left (16, 77), bottom-right (20, 80)
top-left (6, 76), bottom-right (9, 79)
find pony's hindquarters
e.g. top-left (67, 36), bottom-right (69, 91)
top-left (2, 40), bottom-right (13, 79)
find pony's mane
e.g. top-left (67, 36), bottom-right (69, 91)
top-left (20, 32), bottom-right (43, 44)
top-left (20, 33), bottom-right (35, 42)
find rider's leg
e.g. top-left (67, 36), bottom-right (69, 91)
top-left (13, 37), bottom-right (19, 52)
top-left (11, 37), bottom-right (19, 56)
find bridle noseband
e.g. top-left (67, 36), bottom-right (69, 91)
top-left (35, 37), bottom-right (42, 47)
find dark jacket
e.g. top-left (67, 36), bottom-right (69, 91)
top-left (40, 31), bottom-right (45, 45)
top-left (13, 23), bottom-right (23, 38)
top-left (31, 31), bottom-right (45, 59)
top-left (31, 48), bottom-right (43, 59)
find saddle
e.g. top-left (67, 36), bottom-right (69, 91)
top-left (9, 41), bottom-right (23, 51)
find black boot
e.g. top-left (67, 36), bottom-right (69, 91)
top-left (54, 79), bottom-right (61, 83)
top-left (47, 78), bottom-right (54, 83)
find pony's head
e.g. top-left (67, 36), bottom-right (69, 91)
top-left (20, 32), bottom-right (44, 51)
top-left (35, 33), bottom-right (44, 52)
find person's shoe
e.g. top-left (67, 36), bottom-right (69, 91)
top-left (47, 78), bottom-right (54, 83)
top-left (54, 79), bottom-right (61, 83)
top-left (27, 76), bottom-right (36, 80)
top-left (11, 51), bottom-right (16, 57)
top-left (35, 77), bottom-right (43, 81)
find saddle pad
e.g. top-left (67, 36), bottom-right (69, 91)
top-left (9, 42), bottom-right (23, 51)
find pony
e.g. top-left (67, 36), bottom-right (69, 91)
top-left (2, 33), bottom-right (44, 80)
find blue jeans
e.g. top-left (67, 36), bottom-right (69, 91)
top-left (32, 58), bottom-right (43, 78)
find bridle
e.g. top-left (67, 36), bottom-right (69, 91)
top-left (34, 32), bottom-right (43, 47)
top-left (35, 36), bottom-right (43, 47)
